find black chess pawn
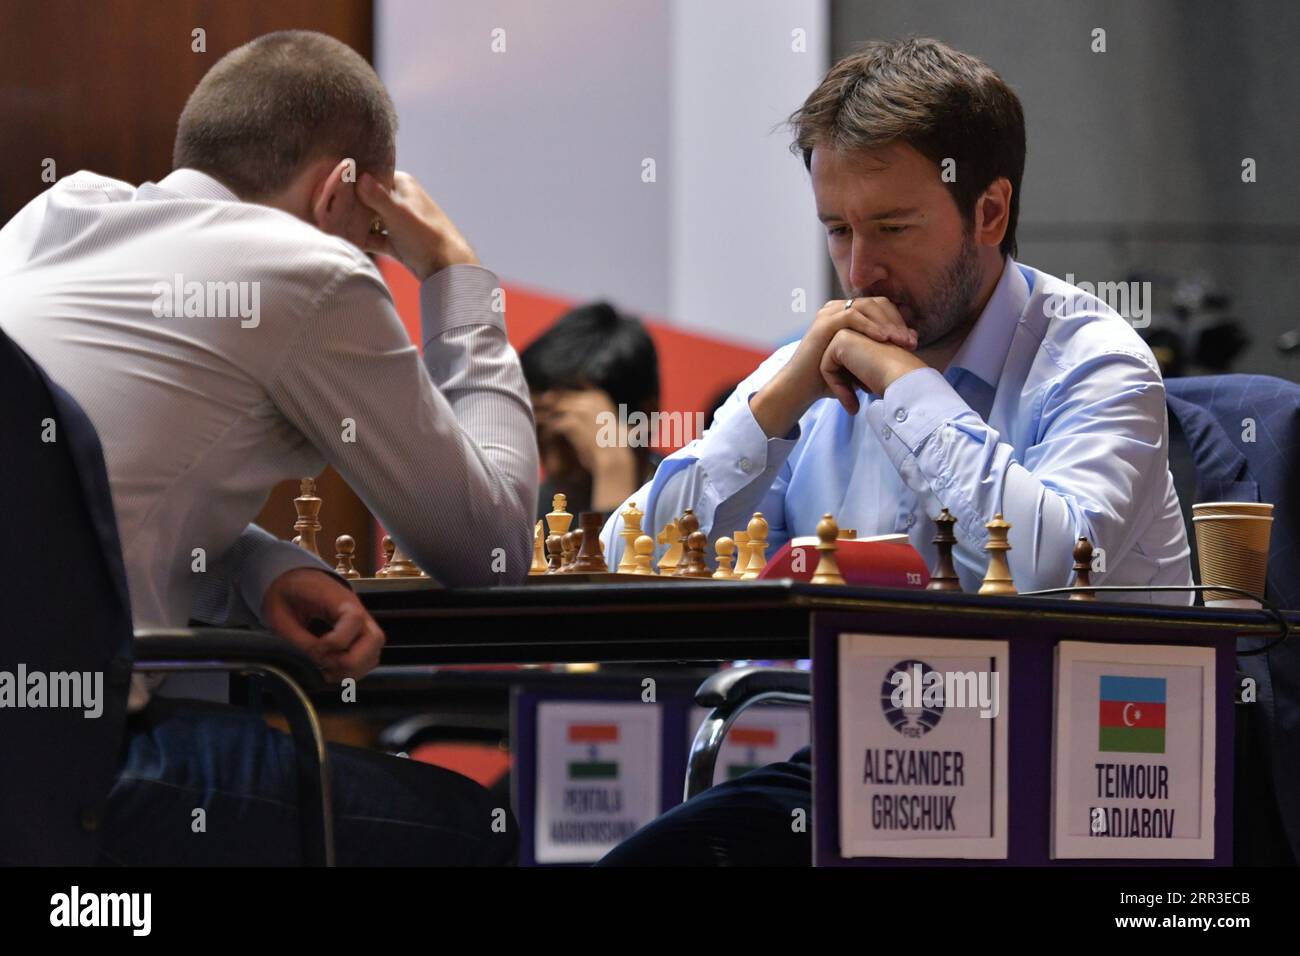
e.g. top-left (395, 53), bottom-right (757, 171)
top-left (679, 530), bottom-right (712, 577)
top-left (334, 534), bottom-right (360, 580)
top-left (1069, 536), bottom-right (1095, 600)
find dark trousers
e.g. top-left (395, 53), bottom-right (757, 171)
top-left (99, 699), bottom-right (516, 866)
top-left (596, 746), bottom-right (813, 866)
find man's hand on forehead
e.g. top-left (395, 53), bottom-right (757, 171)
top-left (357, 171), bottom-right (478, 279)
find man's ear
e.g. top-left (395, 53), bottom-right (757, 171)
top-left (974, 177), bottom-right (1012, 250)
top-left (309, 159), bottom-right (358, 234)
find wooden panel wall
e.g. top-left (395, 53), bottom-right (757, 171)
top-left (0, 0), bottom-right (378, 572)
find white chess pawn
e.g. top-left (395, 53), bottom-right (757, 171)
top-left (713, 536), bottom-right (739, 580)
top-left (741, 513), bottom-right (769, 580)
top-left (632, 534), bottom-right (656, 575)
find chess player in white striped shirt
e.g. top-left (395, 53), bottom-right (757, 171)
top-left (0, 31), bottom-right (536, 865)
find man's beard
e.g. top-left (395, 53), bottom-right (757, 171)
top-left (851, 233), bottom-right (983, 349)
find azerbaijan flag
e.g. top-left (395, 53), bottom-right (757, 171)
top-left (1098, 675), bottom-right (1166, 754)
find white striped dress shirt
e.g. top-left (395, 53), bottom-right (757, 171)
top-left (0, 169), bottom-right (538, 707)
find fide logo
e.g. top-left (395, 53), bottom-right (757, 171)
top-left (880, 659), bottom-right (945, 738)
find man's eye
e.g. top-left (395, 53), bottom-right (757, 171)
top-left (827, 226), bottom-right (849, 237)
top-left (880, 224), bottom-right (909, 235)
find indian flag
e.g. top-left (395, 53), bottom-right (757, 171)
top-left (567, 723), bottom-right (619, 780)
top-left (1098, 676), bottom-right (1166, 754)
top-left (725, 726), bottom-right (777, 779)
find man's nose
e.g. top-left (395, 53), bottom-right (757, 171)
top-left (849, 237), bottom-right (887, 293)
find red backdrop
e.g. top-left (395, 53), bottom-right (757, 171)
top-left (378, 258), bottom-right (768, 442)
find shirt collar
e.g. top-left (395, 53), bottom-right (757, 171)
top-left (155, 168), bottom-right (241, 203)
top-left (946, 255), bottom-right (1030, 390)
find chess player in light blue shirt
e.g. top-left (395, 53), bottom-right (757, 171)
top-left (599, 36), bottom-right (1193, 869)
top-left (600, 54), bottom-right (1191, 605)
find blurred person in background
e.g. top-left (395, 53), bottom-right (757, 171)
top-left (522, 302), bottom-right (662, 517)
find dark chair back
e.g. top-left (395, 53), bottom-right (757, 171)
top-left (1165, 374), bottom-right (1300, 608)
top-left (0, 328), bottom-right (134, 864)
top-left (1165, 373), bottom-right (1300, 863)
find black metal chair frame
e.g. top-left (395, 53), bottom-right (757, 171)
top-left (133, 628), bottom-right (336, 866)
top-left (685, 666), bottom-right (811, 801)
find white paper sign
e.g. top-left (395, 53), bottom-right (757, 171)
top-left (688, 704), bottom-right (810, 784)
top-left (1051, 641), bottom-right (1216, 859)
top-left (837, 635), bottom-right (1009, 859)
top-left (535, 701), bottom-right (662, 864)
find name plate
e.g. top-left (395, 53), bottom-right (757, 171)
top-left (534, 700), bottom-right (662, 864)
top-left (837, 634), bottom-right (1009, 859)
top-left (1051, 641), bottom-right (1215, 859)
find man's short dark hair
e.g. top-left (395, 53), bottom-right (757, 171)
top-left (521, 302), bottom-right (660, 413)
top-left (173, 31), bottom-right (397, 199)
top-left (788, 37), bottom-right (1026, 257)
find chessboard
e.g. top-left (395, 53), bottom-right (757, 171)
top-left (281, 481), bottom-right (1101, 597)
top-left (521, 494), bottom-right (768, 580)
top-left (284, 483), bottom-right (791, 584)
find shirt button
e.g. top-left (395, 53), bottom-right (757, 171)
top-left (882, 426), bottom-right (892, 440)
top-left (738, 457), bottom-right (753, 474)
top-left (894, 408), bottom-right (908, 423)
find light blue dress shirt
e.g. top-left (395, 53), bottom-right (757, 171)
top-left (601, 257), bottom-right (1193, 603)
